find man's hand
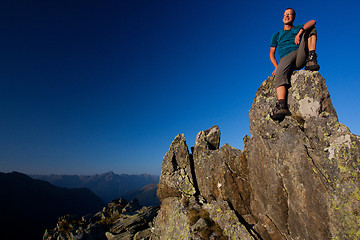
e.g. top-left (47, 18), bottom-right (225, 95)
top-left (295, 28), bottom-right (305, 45)
top-left (295, 31), bottom-right (302, 45)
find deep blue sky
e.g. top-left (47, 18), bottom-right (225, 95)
top-left (1, 0), bottom-right (359, 175)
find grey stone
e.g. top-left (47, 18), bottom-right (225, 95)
top-left (247, 70), bottom-right (360, 239)
top-left (157, 134), bottom-right (197, 200)
top-left (203, 200), bottom-right (253, 240)
top-left (190, 218), bottom-right (208, 231)
top-left (151, 197), bottom-right (191, 240)
top-left (133, 228), bottom-right (152, 240)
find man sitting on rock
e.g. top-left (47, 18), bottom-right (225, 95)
top-left (270, 8), bottom-right (320, 121)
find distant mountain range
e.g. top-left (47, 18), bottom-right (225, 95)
top-left (31, 171), bottom-right (160, 205)
top-left (122, 183), bottom-right (160, 206)
top-left (0, 171), bottom-right (105, 240)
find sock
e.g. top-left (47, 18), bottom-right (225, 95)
top-left (278, 99), bottom-right (286, 104)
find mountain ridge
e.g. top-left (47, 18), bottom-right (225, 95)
top-left (31, 171), bottom-right (159, 203)
top-left (0, 171), bottom-right (105, 240)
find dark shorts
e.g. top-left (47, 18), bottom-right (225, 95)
top-left (275, 27), bottom-right (317, 88)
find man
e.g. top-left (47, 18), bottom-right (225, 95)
top-left (270, 8), bottom-right (320, 121)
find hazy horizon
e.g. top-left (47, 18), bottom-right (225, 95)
top-left (3, 170), bottom-right (160, 177)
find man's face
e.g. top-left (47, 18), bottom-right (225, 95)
top-left (283, 9), bottom-right (295, 25)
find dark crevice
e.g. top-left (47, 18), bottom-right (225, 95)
top-left (304, 145), bottom-right (333, 191)
top-left (189, 153), bottom-right (200, 196)
top-left (265, 214), bottom-right (289, 240)
top-left (279, 178), bottom-right (290, 235)
top-left (171, 154), bottom-right (178, 172)
top-left (226, 201), bottom-right (263, 240)
top-left (206, 141), bottom-right (218, 150)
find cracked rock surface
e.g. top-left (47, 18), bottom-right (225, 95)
top-left (247, 70), bottom-right (360, 239)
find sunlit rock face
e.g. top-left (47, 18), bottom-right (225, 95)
top-left (152, 70), bottom-right (360, 240)
top-left (247, 70), bottom-right (359, 239)
top-left (154, 125), bottom-right (253, 239)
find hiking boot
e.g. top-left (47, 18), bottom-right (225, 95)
top-left (271, 100), bottom-right (291, 121)
top-left (305, 52), bottom-right (320, 71)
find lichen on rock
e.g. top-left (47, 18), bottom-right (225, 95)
top-left (246, 70), bottom-right (359, 239)
top-left (157, 133), bottom-right (197, 200)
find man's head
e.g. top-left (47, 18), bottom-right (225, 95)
top-left (283, 8), bottom-right (296, 26)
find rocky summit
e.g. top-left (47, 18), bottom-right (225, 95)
top-left (44, 70), bottom-right (359, 240)
top-left (152, 70), bottom-right (360, 240)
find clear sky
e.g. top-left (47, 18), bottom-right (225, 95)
top-left (1, 0), bottom-right (359, 175)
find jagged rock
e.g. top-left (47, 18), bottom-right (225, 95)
top-left (195, 125), bottom-right (221, 150)
top-left (246, 70), bottom-right (360, 239)
top-left (157, 134), bottom-right (197, 200)
top-left (43, 200), bottom-right (159, 240)
top-left (152, 126), bottom-right (252, 239)
top-left (43, 214), bottom-right (107, 240)
top-left (193, 125), bottom-right (251, 215)
top-left (152, 70), bottom-right (360, 240)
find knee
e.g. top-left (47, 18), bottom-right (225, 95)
top-left (307, 26), bottom-right (317, 37)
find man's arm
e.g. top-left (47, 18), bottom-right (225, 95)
top-left (270, 46), bottom-right (278, 75)
top-left (295, 20), bottom-right (317, 44)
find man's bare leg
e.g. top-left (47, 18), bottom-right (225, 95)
top-left (276, 85), bottom-right (287, 100)
top-left (308, 35), bottom-right (316, 51)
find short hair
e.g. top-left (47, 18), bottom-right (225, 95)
top-left (285, 8), bottom-right (296, 17)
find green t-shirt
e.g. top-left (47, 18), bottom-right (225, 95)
top-left (270, 24), bottom-right (304, 59)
